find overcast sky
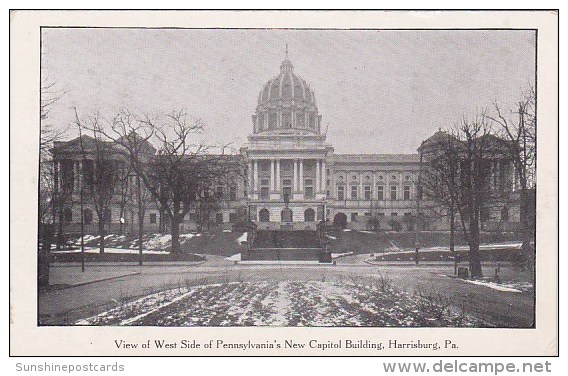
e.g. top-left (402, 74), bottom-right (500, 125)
top-left (41, 28), bottom-right (535, 154)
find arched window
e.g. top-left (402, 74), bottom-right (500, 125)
top-left (333, 212), bottom-right (347, 228)
top-left (259, 208), bottom-right (270, 222)
top-left (281, 208), bottom-right (293, 223)
top-left (304, 208), bottom-right (315, 222)
top-left (83, 209), bottom-right (93, 225)
top-left (63, 208), bottom-right (73, 223)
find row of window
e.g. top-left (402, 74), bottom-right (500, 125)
top-left (256, 112), bottom-right (318, 131)
top-left (257, 208), bottom-right (317, 222)
top-left (336, 185), bottom-right (412, 201)
top-left (348, 212), bottom-right (413, 222)
top-left (62, 208), bottom-right (158, 225)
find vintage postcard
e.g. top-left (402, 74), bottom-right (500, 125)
top-left (10, 10), bottom-right (558, 356)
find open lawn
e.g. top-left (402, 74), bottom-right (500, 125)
top-left (41, 255), bottom-right (534, 328)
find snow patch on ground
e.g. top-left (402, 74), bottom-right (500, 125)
top-left (326, 234), bottom-right (337, 240)
top-left (459, 278), bottom-right (524, 293)
top-left (225, 253), bottom-right (241, 261)
top-left (331, 252), bottom-right (354, 259)
top-left (421, 242), bottom-right (522, 253)
top-left (144, 234), bottom-right (171, 249)
top-left (236, 232), bottom-right (248, 244)
top-left (76, 281), bottom-right (487, 327)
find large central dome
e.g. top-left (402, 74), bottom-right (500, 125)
top-left (252, 52), bottom-right (322, 135)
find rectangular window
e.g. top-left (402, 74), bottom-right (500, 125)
top-left (149, 213), bottom-right (157, 224)
top-left (390, 185), bottom-right (397, 200)
top-left (283, 186), bottom-right (292, 200)
top-left (296, 113), bottom-right (305, 127)
top-left (391, 212), bottom-right (398, 216)
top-left (377, 185), bottom-right (384, 200)
top-left (260, 177), bottom-right (270, 200)
top-left (282, 179), bottom-right (292, 200)
top-left (351, 213), bottom-right (358, 222)
top-left (269, 113), bottom-right (277, 129)
top-left (364, 185), bottom-right (372, 200)
top-left (216, 213), bottom-right (224, 224)
top-left (351, 185), bottom-right (358, 200)
top-left (229, 212), bottom-right (237, 223)
top-left (305, 187), bottom-right (314, 199)
top-left (337, 186), bottom-right (345, 200)
top-left (304, 179), bottom-right (314, 198)
top-left (261, 187), bottom-right (269, 200)
top-left (216, 186), bottom-right (224, 199)
top-left (403, 185), bottom-right (411, 200)
top-left (229, 185), bottom-right (237, 201)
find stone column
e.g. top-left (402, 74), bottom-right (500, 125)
top-left (299, 159), bottom-right (304, 192)
top-left (293, 159), bottom-right (298, 192)
top-left (315, 159), bottom-right (320, 193)
top-left (253, 159), bottom-right (258, 192)
top-left (270, 159), bottom-right (275, 192)
top-left (248, 160), bottom-right (253, 196)
top-left (276, 159), bottom-right (281, 191)
top-left (372, 171), bottom-right (376, 198)
top-left (359, 171), bottom-right (363, 200)
top-left (321, 159), bottom-right (327, 193)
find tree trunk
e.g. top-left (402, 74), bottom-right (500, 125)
top-left (468, 211), bottom-right (483, 278)
top-left (138, 213), bottom-right (144, 265)
top-left (137, 176), bottom-right (144, 265)
top-left (56, 205), bottom-right (64, 252)
top-left (449, 209), bottom-right (455, 253)
top-left (171, 215), bottom-right (180, 254)
top-left (98, 220), bottom-right (105, 254)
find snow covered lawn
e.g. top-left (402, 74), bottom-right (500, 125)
top-left (76, 281), bottom-right (485, 327)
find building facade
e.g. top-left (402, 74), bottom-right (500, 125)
top-left (51, 54), bottom-right (521, 234)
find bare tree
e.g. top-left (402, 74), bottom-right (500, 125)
top-left (140, 110), bottom-right (242, 253)
top-left (419, 131), bottom-right (463, 258)
top-left (39, 78), bottom-right (69, 254)
top-left (74, 109), bottom-right (124, 254)
top-left (486, 86), bottom-right (536, 273)
top-left (451, 113), bottom-right (506, 278)
top-left (93, 109), bottom-right (243, 254)
top-left (423, 114), bottom-right (506, 278)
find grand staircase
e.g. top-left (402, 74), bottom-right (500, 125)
top-left (242, 223), bottom-right (331, 263)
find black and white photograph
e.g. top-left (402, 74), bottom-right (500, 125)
top-left (10, 10), bottom-right (558, 356)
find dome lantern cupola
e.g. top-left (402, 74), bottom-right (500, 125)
top-left (253, 46), bottom-right (322, 135)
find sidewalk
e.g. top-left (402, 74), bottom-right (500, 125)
top-left (48, 266), bottom-right (141, 288)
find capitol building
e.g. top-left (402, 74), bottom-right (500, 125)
top-left (52, 53), bottom-right (520, 234)
top-left (242, 53), bottom-right (422, 229)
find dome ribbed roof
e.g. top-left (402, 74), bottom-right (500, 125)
top-left (253, 51), bottom-right (321, 135)
top-left (257, 58), bottom-right (316, 107)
